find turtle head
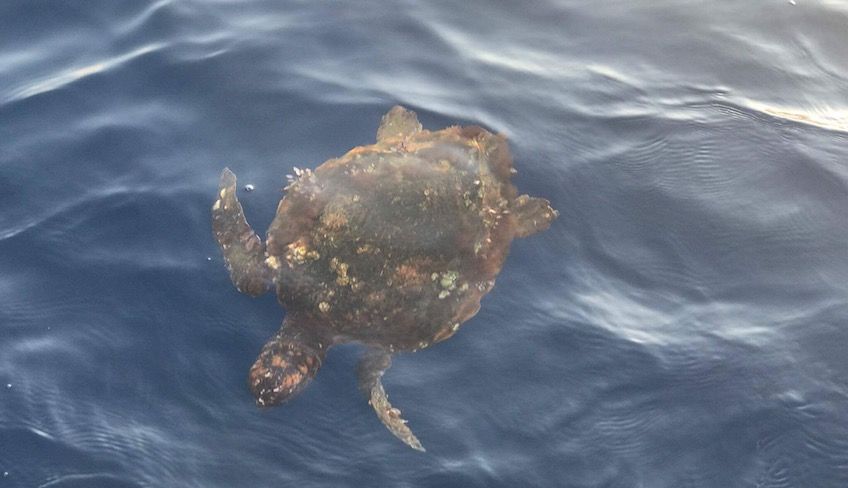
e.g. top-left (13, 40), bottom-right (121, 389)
top-left (248, 326), bottom-right (327, 407)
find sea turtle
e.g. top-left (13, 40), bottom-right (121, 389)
top-left (212, 106), bottom-right (557, 451)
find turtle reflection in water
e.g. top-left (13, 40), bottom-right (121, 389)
top-left (212, 106), bottom-right (557, 451)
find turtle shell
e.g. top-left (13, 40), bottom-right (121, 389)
top-left (263, 119), bottom-right (529, 351)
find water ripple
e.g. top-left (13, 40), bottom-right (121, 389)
top-left (740, 98), bottom-right (848, 133)
top-left (1, 43), bottom-right (167, 106)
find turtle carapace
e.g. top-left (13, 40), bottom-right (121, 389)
top-left (212, 106), bottom-right (557, 451)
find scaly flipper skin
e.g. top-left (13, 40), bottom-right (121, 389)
top-left (376, 105), bottom-right (423, 142)
top-left (357, 349), bottom-right (425, 452)
top-left (212, 168), bottom-right (272, 296)
top-left (512, 194), bottom-right (559, 238)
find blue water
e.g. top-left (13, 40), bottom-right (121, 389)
top-left (2, 1), bottom-right (848, 486)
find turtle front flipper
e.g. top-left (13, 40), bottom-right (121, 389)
top-left (357, 348), bottom-right (425, 452)
top-left (212, 168), bottom-right (272, 296)
top-left (511, 194), bottom-right (559, 238)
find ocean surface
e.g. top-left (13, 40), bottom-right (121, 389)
top-left (2, 1), bottom-right (848, 487)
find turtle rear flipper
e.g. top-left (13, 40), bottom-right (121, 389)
top-left (512, 194), bottom-right (558, 238)
top-left (376, 105), bottom-right (423, 142)
top-left (357, 349), bottom-right (425, 452)
top-left (212, 168), bottom-right (272, 296)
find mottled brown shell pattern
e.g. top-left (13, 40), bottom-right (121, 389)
top-left (263, 121), bottom-right (544, 351)
top-left (212, 106), bottom-right (557, 451)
